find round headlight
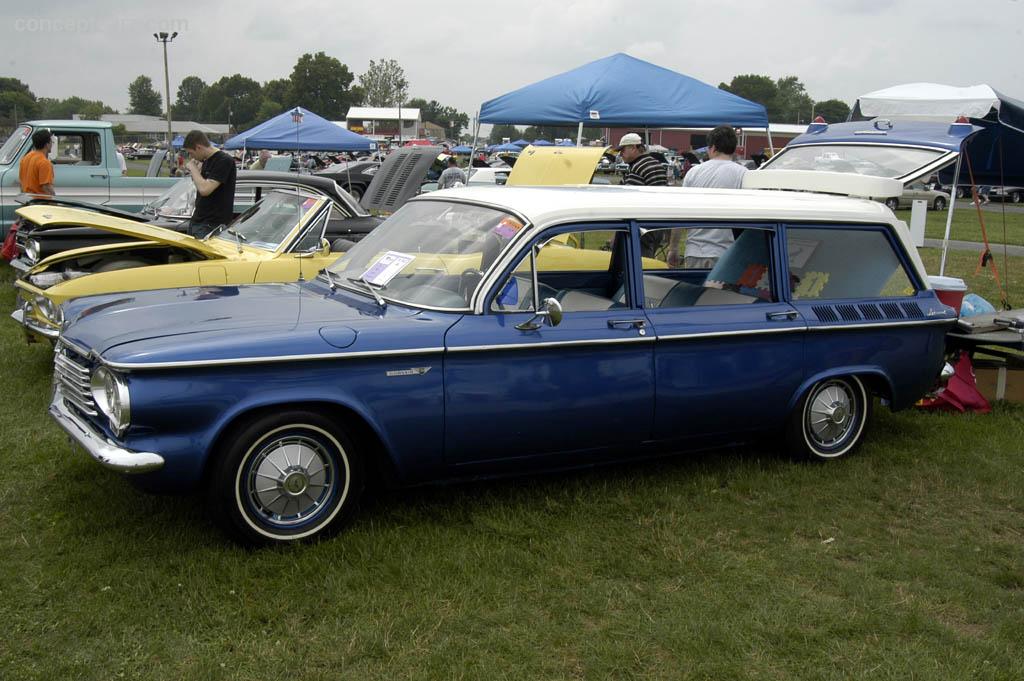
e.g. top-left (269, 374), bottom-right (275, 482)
top-left (90, 367), bottom-right (131, 435)
top-left (34, 296), bottom-right (62, 326)
top-left (25, 238), bottom-right (40, 263)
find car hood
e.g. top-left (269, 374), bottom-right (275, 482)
top-left (16, 204), bottom-right (226, 258)
top-left (360, 146), bottom-right (442, 213)
top-left (60, 280), bottom-right (450, 368)
top-left (507, 146), bottom-right (608, 186)
top-left (760, 119), bottom-right (983, 184)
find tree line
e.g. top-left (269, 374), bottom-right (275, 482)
top-left (0, 53), bottom-right (469, 139)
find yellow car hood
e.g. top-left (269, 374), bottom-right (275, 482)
top-left (15, 204), bottom-right (227, 259)
top-left (506, 146), bottom-right (608, 186)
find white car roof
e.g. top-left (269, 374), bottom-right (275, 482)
top-left (416, 184), bottom-right (929, 286)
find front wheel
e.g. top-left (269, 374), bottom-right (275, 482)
top-left (884, 198), bottom-right (900, 211)
top-left (208, 410), bottom-right (363, 546)
top-left (786, 376), bottom-right (871, 460)
top-left (1010, 191), bottom-right (1021, 204)
top-left (933, 197), bottom-right (946, 211)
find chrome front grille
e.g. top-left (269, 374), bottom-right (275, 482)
top-left (54, 343), bottom-right (97, 416)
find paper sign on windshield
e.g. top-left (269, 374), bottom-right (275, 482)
top-left (361, 251), bottom-right (415, 287)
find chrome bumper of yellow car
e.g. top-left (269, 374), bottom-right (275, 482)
top-left (11, 307), bottom-right (59, 340)
top-left (50, 387), bottom-right (165, 474)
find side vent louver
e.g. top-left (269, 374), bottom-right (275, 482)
top-left (858, 304), bottom-right (883, 320)
top-left (812, 305), bottom-right (839, 322)
top-left (836, 304), bottom-right (861, 321)
top-left (900, 302), bottom-right (924, 318)
top-left (880, 302), bottom-right (904, 320)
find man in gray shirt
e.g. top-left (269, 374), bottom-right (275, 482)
top-left (668, 125), bottom-right (748, 268)
top-left (437, 156), bottom-right (467, 190)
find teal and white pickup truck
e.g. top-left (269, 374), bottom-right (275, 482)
top-left (0, 120), bottom-right (178, 234)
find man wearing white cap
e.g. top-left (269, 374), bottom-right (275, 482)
top-left (615, 132), bottom-right (667, 187)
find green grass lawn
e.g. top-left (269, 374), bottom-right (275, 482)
top-left (899, 204), bottom-right (1024, 247)
top-left (1, 253), bottom-right (1023, 679)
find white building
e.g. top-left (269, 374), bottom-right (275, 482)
top-left (343, 107), bottom-right (421, 142)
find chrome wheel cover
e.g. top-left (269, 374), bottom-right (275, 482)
top-left (806, 380), bottom-right (859, 450)
top-left (245, 433), bottom-right (336, 528)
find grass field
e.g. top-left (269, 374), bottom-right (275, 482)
top-left (1, 249), bottom-right (1023, 679)
top-left (902, 204), bottom-right (1024, 247)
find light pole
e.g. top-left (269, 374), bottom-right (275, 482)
top-left (154, 31), bottom-right (178, 168)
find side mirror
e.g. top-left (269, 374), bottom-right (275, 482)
top-left (515, 297), bottom-right (563, 331)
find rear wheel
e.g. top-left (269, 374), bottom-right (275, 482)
top-left (933, 197), bottom-right (946, 211)
top-left (786, 376), bottom-right (871, 460)
top-left (207, 409), bottom-right (363, 546)
top-left (1010, 191), bottom-right (1021, 204)
top-left (884, 197), bottom-right (900, 211)
top-left (955, 187), bottom-right (967, 199)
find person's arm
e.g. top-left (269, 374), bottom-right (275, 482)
top-left (188, 156), bottom-right (227, 197)
top-left (666, 230), bottom-right (682, 267)
top-left (39, 160), bottom-right (56, 196)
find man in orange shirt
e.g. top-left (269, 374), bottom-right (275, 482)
top-left (19, 129), bottom-right (55, 197)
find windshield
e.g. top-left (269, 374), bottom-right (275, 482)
top-left (0, 125), bottom-right (31, 165)
top-left (765, 144), bottom-right (945, 179)
top-left (328, 200), bottom-right (525, 309)
top-left (141, 179), bottom-right (195, 218)
top-left (212, 190), bottom-right (323, 251)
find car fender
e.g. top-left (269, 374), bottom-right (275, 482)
top-left (785, 365), bottom-right (894, 416)
top-left (199, 384), bottom-right (403, 480)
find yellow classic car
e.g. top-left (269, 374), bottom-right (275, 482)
top-left (13, 189), bottom-right (341, 341)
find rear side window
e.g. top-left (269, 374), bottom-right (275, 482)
top-left (786, 227), bottom-right (917, 300)
top-left (51, 132), bottom-right (103, 166)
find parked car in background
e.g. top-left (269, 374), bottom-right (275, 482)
top-left (316, 160), bottom-right (380, 201)
top-left (0, 120), bottom-right (178, 232)
top-left (989, 186), bottom-right (1024, 203)
top-left (888, 181), bottom-right (949, 211)
top-left (49, 180), bottom-right (955, 545)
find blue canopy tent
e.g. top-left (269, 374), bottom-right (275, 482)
top-left (171, 135), bottom-right (185, 148)
top-left (451, 145), bottom-right (473, 154)
top-left (531, 139), bottom-right (553, 146)
top-left (223, 107), bottom-right (375, 151)
top-left (479, 53), bottom-right (769, 146)
top-left (491, 142), bottom-right (522, 153)
top-left (511, 139), bottom-right (530, 147)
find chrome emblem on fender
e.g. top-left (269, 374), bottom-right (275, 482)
top-left (386, 367), bottom-right (432, 377)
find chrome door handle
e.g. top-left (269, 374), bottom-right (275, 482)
top-left (90, 173), bottom-right (108, 178)
top-left (766, 310), bottom-right (798, 321)
top-left (608, 319), bottom-right (646, 329)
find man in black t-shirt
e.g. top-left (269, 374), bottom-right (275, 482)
top-left (183, 130), bottom-right (237, 237)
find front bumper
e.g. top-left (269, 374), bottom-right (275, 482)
top-left (49, 388), bottom-right (165, 474)
top-left (11, 307), bottom-right (59, 340)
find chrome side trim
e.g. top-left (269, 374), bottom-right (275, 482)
top-left (806, 318), bottom-right (954, 332)
top-left (102, 346), bottom-right (446, 371)
top-left (658, 326), bottom-right (806, 341)
top-left (49, 388), bottom-right (164, 474)
top-left (448, 336), bottom-right (655, 353)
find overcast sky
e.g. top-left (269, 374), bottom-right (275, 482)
top-left (3, 0), bottom-right (1022, 126)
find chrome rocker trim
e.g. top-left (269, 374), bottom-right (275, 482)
top-left (50, 388), bottom-right (164, 474)
top-left (11, 308), bottom-right (60, 340)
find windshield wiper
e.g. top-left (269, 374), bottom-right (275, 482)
top-left (346, 276), bottom-right (387, 309)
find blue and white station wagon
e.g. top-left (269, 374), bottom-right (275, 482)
top-left (51, 180), bottom-right (957, 544)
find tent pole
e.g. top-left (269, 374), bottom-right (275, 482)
top-left (767, 127), bottom-right (775, 155)
top-left (939, 153), bottom-right (963, 277)
top-left (576, 121), bottom-right (583, 147)
top-left (471, 111), bottom-right (480, 157)
top-left (644, 127), bottom-right (650, 145)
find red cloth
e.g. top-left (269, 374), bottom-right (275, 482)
top-left (1, 220), bottom-right (19, 261)
top-left (917, 352), bottom-right (991, 414)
